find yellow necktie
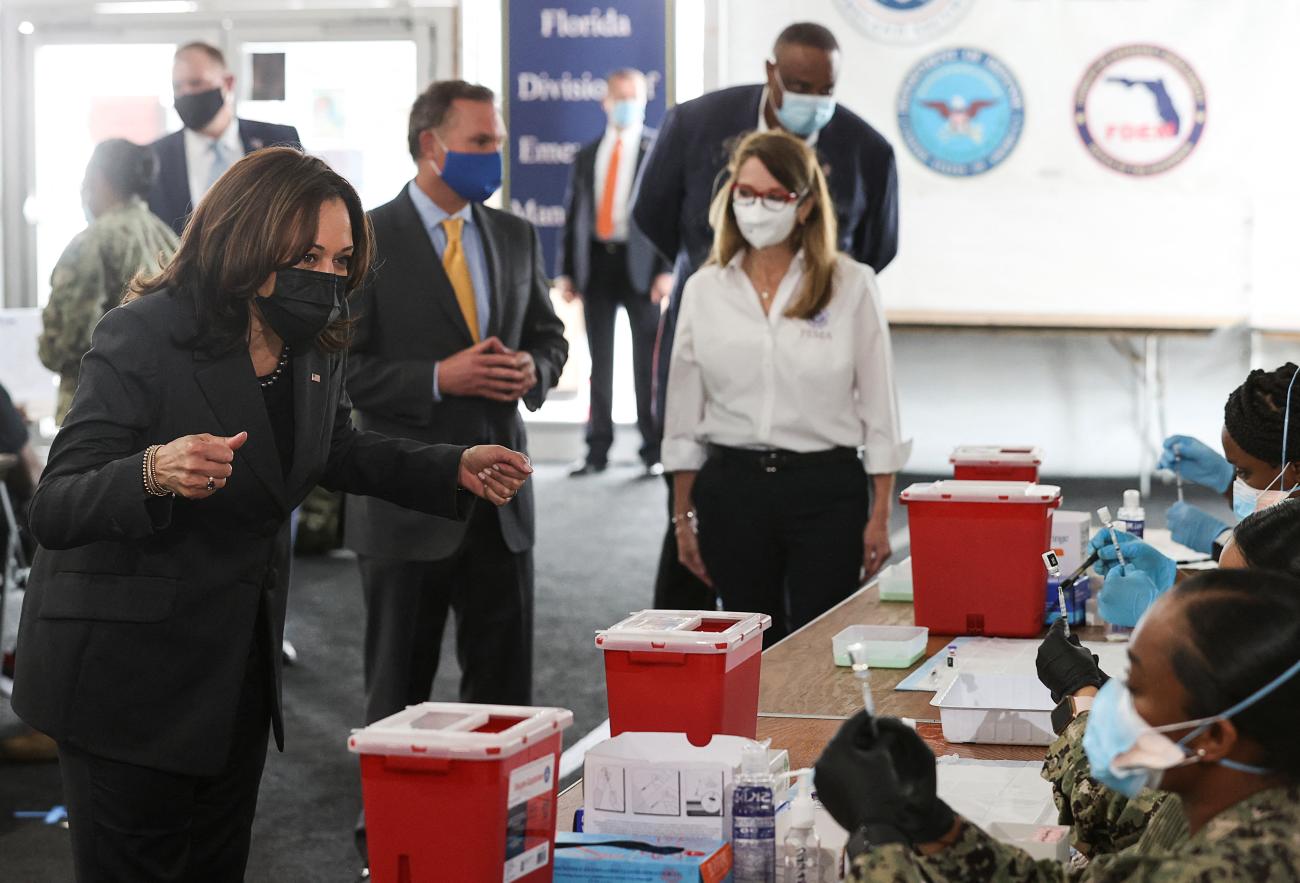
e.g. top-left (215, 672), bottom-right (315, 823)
top-left (441, 217), bottom-right (480, 342)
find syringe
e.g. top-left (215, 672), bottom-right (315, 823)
top-left (1041, 550), bottom-right (1070, 637)
top-left (1097, 507), bottom-right (1127, 568)
top-left (847, 643), bottom-right (878, 738)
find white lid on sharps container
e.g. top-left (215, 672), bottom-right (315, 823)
top-left (594, 609), bottom-right (772, 654)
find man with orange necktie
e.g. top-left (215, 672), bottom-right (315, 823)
top-left (345, 76), bottom-right (567, 777)
top-left (557, 69), bottom-right (671, 477)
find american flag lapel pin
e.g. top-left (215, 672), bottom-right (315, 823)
top-left (311, 373), bottom-right (321, 383)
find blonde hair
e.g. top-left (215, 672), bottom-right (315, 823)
top-left (707, 130), bottom-right (838, 319)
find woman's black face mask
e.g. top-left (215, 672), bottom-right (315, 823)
top-left (256, 268), bottom-right (342, 346)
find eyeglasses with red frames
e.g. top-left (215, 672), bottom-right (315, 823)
top-left (730, 183), bottom-right (804, 211)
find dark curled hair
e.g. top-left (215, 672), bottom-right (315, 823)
top-left (1170, 569), bottom-right (1300, 780)
top-left (1224, 363), bottom-right (1300, 464)
top-left (1233, 498), bottom-right (1300, 575)
top-left (407, 79), bottom-right (495, 161)
top-left (127, 147), bottom-right (371, 355)
top-left (89, 138), bottom-right (158, 201)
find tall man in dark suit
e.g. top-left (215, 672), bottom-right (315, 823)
top-left (632, 21), bottom-right (900, 610)
top-left (556, 69), bottom-right (671, 477)
top-left (345, 80), bottom-right (567, 722)
top-left (148, 41), bottom-right (302, 235)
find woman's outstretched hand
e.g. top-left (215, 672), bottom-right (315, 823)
top-left (459, 446), bottom-right (533, 506)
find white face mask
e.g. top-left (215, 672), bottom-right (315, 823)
top-left (733, 200), bottom-right (799, 250)
top-left (1232, 473), bottom-right (1291, 521)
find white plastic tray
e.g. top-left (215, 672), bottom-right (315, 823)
top-left (931, 673), bottom-right (1056, 745)
top-left (832, 624), bottom-right (928, 668)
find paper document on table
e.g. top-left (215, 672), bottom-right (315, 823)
top-left (1143, 528), bottom-right (1212, 564)
top-left (897, 637), bottom-right (1130, 692)
top-left (936, 756), bottom-right (1059, 828)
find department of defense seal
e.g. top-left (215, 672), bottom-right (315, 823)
top-left (897, 47), bottom-right (1025, 177)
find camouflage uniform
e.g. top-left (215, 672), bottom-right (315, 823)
top-left (38, 196), bottom-right (177, 422)
top-left (850, 783), bottom-right (1300, 881)
top-left (1043, 712), bottom-right (1188, 857)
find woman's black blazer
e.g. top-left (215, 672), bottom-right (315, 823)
top-left (12, 288), bottom-right (470, 776)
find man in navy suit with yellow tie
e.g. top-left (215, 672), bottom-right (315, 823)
top-left (148, 41), bottom-right (301, 235)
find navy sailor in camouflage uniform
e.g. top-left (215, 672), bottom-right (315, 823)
top-left (39, 139), bottom-right (178, 423)
top-left (815, 569), bottom-right (1300, 882)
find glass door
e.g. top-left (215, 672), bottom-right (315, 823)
top-left (235, 39), bottom-right (419, 210)
top-left (31, 41), bottom-right (182, 305)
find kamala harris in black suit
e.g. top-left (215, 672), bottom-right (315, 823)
top-left (11, 147), bottom-right (531, 883)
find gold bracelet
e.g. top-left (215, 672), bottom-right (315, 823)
top-left (143, 445), bottom-right (171, 497)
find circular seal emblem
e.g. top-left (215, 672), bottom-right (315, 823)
top-left (833, 0), bottom-right (973, 45)
top-left (897, 47), bottom-right (1025, 177)
top-left (1074, 44), bottom-right (1207, 176)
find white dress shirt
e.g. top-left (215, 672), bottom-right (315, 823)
top-left (183, 119), bottom-right (243, 207)
top-left (662, 251), bottom-right (910, 474)
top-left (592, 123), bottom-right (642, 242)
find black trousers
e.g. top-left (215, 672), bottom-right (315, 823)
top-left (358, 503), bottom-right (533, 726)
top-left (691, 452), bottom-right (870, 646)
top-left (58, 628), bottom-right (271, 883)
top-left (652, 476), bottom-right (719, 612)
top-left (583, 242), bottom-right (661, 466)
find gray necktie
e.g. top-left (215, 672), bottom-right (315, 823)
top-left (205, 140), bottom-right (232, 192)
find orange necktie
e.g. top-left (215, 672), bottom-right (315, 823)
top-left (596, 137), bottom-right (622, 240)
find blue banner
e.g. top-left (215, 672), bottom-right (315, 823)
top-left (505, 1), bottom-right (669, 275)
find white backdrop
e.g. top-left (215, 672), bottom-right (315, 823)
top-left (720, 0), bottom-right (1300, 328)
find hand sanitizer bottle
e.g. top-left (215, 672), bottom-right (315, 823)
top-left (731, 743), bottom-right (776, 882)
top-left (782, 772), bottom-right (820, 883)
top-left (1117, 489), bottom-right (1145, 538)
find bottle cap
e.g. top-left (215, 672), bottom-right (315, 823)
top-left (740, 742), bottom-right (767, 776)
top-left (790, 773), bottom-right (816, 828)
top-left (1123, 489), bottom-right (1141, 509)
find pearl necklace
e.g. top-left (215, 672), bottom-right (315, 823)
top-left (259, 344), bottom-right (291, 388)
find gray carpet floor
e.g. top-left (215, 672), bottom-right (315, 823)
top-left (0, 465), bottom-right (1230, 881)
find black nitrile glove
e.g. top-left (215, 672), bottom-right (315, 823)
top-left (814, 712), bottom-right (957, 844)
top-left (1035, 617), bottom-right (1108, 704)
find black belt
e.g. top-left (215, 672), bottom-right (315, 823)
top-left (706, 444), bottom-right (860, 473)
top-left (592, 239), bottom-right (627, 255)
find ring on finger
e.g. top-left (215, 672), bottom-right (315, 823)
top-left (206, 477), bottom-right (216, 491)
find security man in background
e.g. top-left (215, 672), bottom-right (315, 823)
top-left (148, 41), bottom-right (302, 235)
top-left (556, 68), bottom-right (671, 477)
top-left (632, 21), bottom-right (900, 610)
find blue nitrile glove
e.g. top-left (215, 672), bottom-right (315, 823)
top-left (1098, 564), bottom-right (1164, 628)
top-left (1157, 435), bottom-right (1233, 493)
top-left (1088, 528), bottom-right (1140, 577)
top-left (1166, 501), bottom-right (1230, 554)
top-left (1091, 534), bottom-right (1176, 589)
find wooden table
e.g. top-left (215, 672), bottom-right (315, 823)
top-left (556, 576), bottom-right (1088, 832)
top-left (759, 580), bottom-right (1107, 720)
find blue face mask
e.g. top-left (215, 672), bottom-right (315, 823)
top-left (772, 69), bottom-right (836, 137)
top-left (1084, 657), bottom-right (1300, 799)
top-left (433, 134), bottom-right (502, 203)
top-left (610, 99), bottom-right (645, 129)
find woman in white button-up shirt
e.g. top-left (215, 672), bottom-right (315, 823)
top-left (662, 131), bottom-right (910, 644)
